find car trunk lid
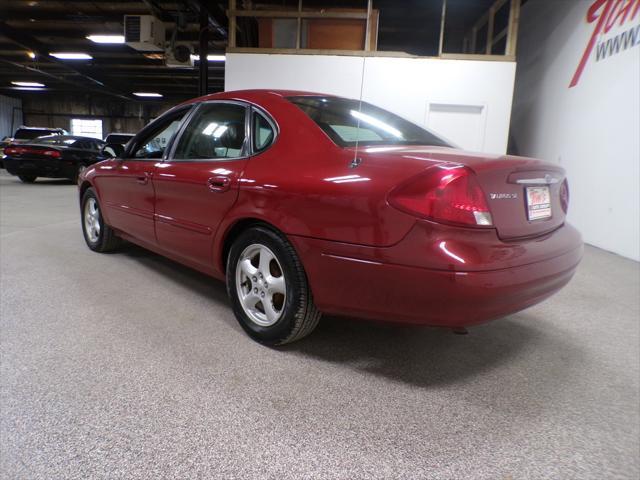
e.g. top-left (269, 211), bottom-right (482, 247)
top-left (353, 146), bottom-right (567, 240)
top-left (469, 160), bottom-right (566, 239)
top-left (5, 145), bottom-right (62, 160)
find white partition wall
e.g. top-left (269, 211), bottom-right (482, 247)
top-left (511, 0), bottom-right (640, 261)
top-left (0, 95), bottom-right (22, 139)
top-left (225, 53), bottom-right (517, 155)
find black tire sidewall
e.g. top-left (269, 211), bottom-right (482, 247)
top-left (226, 227), bottom-right (306, 345)
top-left (18, 175), bottom-right (36, 183)
top-left (81, 188), bottom-right (105, 251)
top-left (74, 164), bottom-right (87, 184)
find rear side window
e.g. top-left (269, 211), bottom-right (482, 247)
top-left (174, 103), bottom-right (247, 160)
top-left (252, 110), bottom-right (275, 153)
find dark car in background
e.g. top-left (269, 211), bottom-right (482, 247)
top-left (1, 126), bottom-right (67, 151)
top-left (1, 127), bottom-right (67, 167)
top-left (4, 135), bottom-right (105, 183)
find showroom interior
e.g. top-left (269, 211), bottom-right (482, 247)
top-left (0, 0), bottom-right (638, 478)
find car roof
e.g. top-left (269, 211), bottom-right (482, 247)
top-left (180, 89), bottom-right (338, 107)
top-left (17, 126), bottom-right (65, 131)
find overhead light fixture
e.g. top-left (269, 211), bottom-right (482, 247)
top-left (12, 81), bottom-right (45, 87)
top-left (190, 54), bottom-right (226, 62)
top-left (86, 35), bottom-right (125, 44)
top-left (27, 51), bottom-right (36, 59)
top-left (50, 52), bottom-right (93, 60)
top-left (13, 87), bottom-right (47, 92)
top-left (133, 92), bottom-right (163, 98)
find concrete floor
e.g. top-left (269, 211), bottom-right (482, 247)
top-left (0, 171), bottom-right (638, 480)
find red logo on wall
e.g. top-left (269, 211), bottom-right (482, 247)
top-left (570, 0), bottom-right (640, 88)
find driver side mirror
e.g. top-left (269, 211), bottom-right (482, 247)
top-left (101, 143), bottom-right (125, 159)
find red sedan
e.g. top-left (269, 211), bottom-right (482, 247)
top-left (79, 90), bottom-right (583, 345)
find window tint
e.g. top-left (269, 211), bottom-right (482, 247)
top-left (174, 103), bottom-right (247, 160)
top-left (287, 96), bottom-right (452, 148)
top-left (252, 110), bottom-right (275, 153)
top-left (132, 111), bottom-right (187, 159)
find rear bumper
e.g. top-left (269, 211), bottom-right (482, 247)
top-left (4, 158), bottom-right (78, 179)
top-left (289, 221), bottom-right (583, 327)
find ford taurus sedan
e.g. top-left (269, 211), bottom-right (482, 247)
top-left (78, 89), bottom-right (583, 345)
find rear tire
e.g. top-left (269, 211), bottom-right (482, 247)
top-left (227, 226), bottom-right (321, 345)
top-left (81, 188), bottom-right (121, 252)
top-left (18, 175), bottom-right (36, 183)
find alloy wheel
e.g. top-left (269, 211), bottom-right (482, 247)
top-left (84, 197), bottom-right (101, 243)
top-left (235, 244), bottom-right (287, 327)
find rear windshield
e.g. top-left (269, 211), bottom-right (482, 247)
top-left (14, 129), bottom-right (61, 140)
top-left (287, 96), bottom-right (452, 148)
top-left (32, 136), bottom-right (79, 146)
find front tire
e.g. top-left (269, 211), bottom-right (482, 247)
top-left (81, 188), bottom-right (121, 252)
top-left (227, 226), bottom-right (321, 345)
top-left (74, 164), bottom-right (87, 184)
top-left (18, 174), bottom-right (36, 183)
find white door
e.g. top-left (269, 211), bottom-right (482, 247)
top-left (425, 102), bottom-right (487, 152)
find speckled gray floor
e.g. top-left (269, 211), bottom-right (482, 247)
top-left (0, 171), bottom-right (638, 480)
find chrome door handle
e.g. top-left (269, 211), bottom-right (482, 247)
top-left (207, 176), bottom-right (231, 192)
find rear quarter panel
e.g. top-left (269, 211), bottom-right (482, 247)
top-left (222, 94), bottom-right (421, 249)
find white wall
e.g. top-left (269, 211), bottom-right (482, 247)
top-left (225, 53), bottom-right (517, 155)
top-left (0, 95), bottom-right (22, 139)
top-left (511, 0), bottom-right (640, 261)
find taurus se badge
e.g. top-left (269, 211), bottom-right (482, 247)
top-left (490, 193), bottom-right (518, 199)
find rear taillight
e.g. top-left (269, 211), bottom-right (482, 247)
top-left (389, 165), bottom-right (493, 227)
top-left (4, 146), bottom-right (60, 158)
top-left (4, 146), bottom-right (21, 156)
top-left (560, 178), bottom-right (569, 213)
top-left (43, 149), bottom-right (61, 158)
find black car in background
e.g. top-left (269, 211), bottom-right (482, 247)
top-left (3, 135), bottom-right (105, 183)
top-left (1, 126), bottom-right (67, 152)
top-left (1, 127), bottom-right (67, 168)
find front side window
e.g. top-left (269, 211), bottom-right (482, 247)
top-left (252, 110), bottom-right (275, 153)
top-left (174, 103), bottom-right (247, 160)
top-left (132, 110), bottom-right (188, 159)
top-left (287, 96), bottom-right (452, 148)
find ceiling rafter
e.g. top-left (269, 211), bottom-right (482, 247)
top-left (0, 21), bottom-right (132, 100)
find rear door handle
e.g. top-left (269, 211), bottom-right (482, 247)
top-left (207, 176), bottom-right (231, 192)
